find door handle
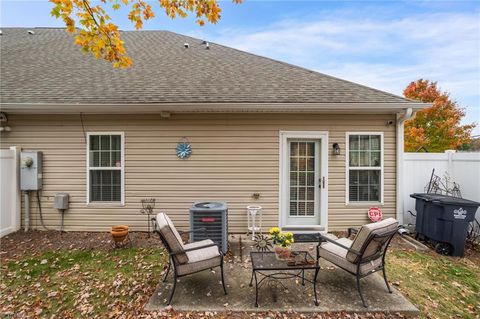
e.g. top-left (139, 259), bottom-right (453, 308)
top-left (320, 177), bottom-right (325, 188)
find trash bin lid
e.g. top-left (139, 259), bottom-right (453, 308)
top-left (410, 193), bottom-right (480, 206)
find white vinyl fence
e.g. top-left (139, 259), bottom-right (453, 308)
top-left (0, 147), bottom-right (21, 237)
top-left (403, 151), bottom-right (480, 226)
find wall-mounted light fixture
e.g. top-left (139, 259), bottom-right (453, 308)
top-left (332, 143), bottom-right (340, 155)
top-left (0, 112), bottom-right (11, 132)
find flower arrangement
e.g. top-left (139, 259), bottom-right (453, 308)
top-left (269, 227), bottom-right (294, 260)
top-left (269, 227), bottom-right (294, 247)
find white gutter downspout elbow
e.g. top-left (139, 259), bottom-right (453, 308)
top-left (396, 107), bottom-right (414, 224)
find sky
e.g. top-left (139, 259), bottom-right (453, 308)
top-left (1, 0), bottom-right (479, 134)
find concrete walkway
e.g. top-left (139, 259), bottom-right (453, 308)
top-left (145, 238), bottom-right (418, 315)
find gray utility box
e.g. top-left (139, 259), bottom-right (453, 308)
top-left (54, 193), bottom-right (69, 210)
top-left (20, 151), bottom-right (43, 191)
top-left (189, 202), bottom-right (228, 253)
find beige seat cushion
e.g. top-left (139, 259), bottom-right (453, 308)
top-left (177, 241), bottom-right (221, 276)
top-left (186, 242), bottom-right (220, 263)
top-left (184, 239), bottom-right (215, 251)
top-left (346, 218), bottom-right (398, 263)
top-left (319, 237), bottom-right (382, 275)
top-left (156, 213), bottom-right (188, 264)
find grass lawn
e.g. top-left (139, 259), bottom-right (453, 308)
top-left (387, 249), bottom-right (480, 319)
top-left (1, 247), bottom-right (166, 317)
top-left (1, 231), bottom-right (479, 318)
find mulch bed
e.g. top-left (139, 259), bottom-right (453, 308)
top-left (0, 230), bottom-right (160, 262)
top-left (2, 229), bottom-right (478, 263)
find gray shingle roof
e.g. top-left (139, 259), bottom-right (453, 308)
top-left (0, 28), bottom-right (413, 105)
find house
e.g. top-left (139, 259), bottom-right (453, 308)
top-left (0, 28), bottom-right (428, 233)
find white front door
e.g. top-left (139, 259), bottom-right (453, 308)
top-left (280, 132), bottom-right (328, 231)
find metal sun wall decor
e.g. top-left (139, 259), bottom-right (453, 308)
top-left (176, 138), bottom-right (192, 159)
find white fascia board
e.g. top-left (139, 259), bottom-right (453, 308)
top-left (1, 102), bottom-right (430, 114)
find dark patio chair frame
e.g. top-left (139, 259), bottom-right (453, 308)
top-left (152, 217), bottom-right (227, 305)
top-left (317, 227), bottom-right (398, 307)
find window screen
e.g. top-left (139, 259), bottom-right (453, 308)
top-left (88, 134), bottom-right (123, 203)
top-left (348, 134), bottom-right (382, 202)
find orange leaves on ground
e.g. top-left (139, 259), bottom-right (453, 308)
top-left (50, 0), bottom-right (242, 68)
top-left (403, 79), bottom-right (476, 152)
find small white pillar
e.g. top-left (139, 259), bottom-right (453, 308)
top-left (246, 205), bottom-right (262, 240)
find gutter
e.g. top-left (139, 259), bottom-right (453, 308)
top-left (396, 107), bottom-right (415, 224)
top-left (0, 102), bottom-right (428, 114)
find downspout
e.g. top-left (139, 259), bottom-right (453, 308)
top-left (396, 108), bottom-right (414, 224)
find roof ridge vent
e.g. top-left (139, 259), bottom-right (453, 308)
top-left (27, 30), bottom-right (35, 35)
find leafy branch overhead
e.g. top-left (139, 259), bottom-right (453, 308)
top-left (403, 79), bottom-right (476, 152)
top-left (50, 0), bottom-right (242, 68)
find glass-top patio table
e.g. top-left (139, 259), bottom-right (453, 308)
top-left (249, 251), bottom-right (320, 307)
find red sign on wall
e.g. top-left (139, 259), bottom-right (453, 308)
top-left (368, 207), bottom-right (383, 222)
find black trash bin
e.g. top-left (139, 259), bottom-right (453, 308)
top-left (410, 193), bottom-right (480, 256)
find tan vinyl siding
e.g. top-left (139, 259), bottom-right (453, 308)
top-left (1, 113), bottom-right (396, 232)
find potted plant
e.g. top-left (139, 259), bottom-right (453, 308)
top-left (111, 225), bottom-right (129, 243)
top-left (268, 227), bottom-right (294, 260)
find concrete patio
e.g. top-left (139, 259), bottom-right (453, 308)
top-left (145, 236), bottom-right (419, 315)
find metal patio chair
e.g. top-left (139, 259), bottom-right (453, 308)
top-left (317, 218), bottom-right (399, 307)
top-left (153, 212), bottom-right (227, 305)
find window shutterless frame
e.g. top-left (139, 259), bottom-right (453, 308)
top-left (86, 132), bottom-right (125, 206)
top-left (345, 132), bottom-right (384, 205)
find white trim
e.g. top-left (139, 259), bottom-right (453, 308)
top-left (279, 131), bottom-right (329, 231)
top-left (396, 108), bottom-right (414, 223)
top-left (1, 102), bottom-right (430, 114)
top-left (11, 146), bottom-right (21, 233)
top-left (86, 132), bottom-right (125, 206)
top-left (345, 132), bottom-right (384, 205)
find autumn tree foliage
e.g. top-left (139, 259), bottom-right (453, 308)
top-left (403, 79), bottom-right (476, 152)
top-left (50, 0), bottom-right (241, 68)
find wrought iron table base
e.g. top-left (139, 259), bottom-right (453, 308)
top-left (249, 268), bottom-right (320, 307)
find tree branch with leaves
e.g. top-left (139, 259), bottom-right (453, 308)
top-left (50, 0), bottom-right (242, 68)
top-left (403, 79), bottom-right (476, 152)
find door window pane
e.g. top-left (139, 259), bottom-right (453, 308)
top-left (298, 157), bottom-right (306, 170)
top-left (299, 143), bottom-right (306, 156)
top-left (289, 141), bottom-right (316, 216)
top-left (290, 143), bottom-right (298, 156)
top-left (307, 157), bottom-right (315, 171)
top-left (306, 143), bottom-right (315, 156)
top-left (290, 157), bottom-right (298, 171)
top-left (307, 187), bottom-right (315, 201)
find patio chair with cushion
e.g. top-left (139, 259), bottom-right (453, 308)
top-left (317, 218), bottom-right (399, 307)
top-left (153, 212), bottom-right (227, 305)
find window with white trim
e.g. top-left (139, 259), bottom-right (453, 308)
top-left (347, 133), bottom-right (382, 203)
top-left (87, 133), bottom-right (123, 203)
